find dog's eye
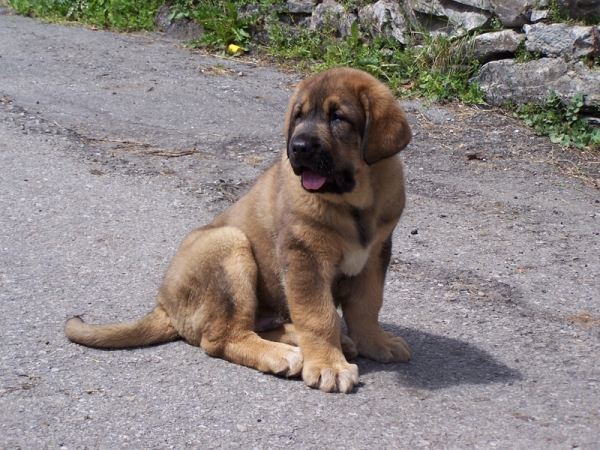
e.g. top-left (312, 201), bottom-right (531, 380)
top-left (331, 111), bottom-right (346, 123)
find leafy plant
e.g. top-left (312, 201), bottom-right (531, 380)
top-left (9, 0), bottom-right (162, 30)
top-left (267, 16), bottom-right (485, 104)
top-left (548, 0), bottom-right (572, 24)
top-left (514, 92), bottom-right (600, 149)
top-left (9, 0), bottom-right (487, 103)
top-left (187, 2), bottom-right (257, 50)
top-left (514, 41), bottom-right (540, 63)
top-left (267, 23), bottom-right (325, 60)
top-left (487, 15), bottom-right (504, 31)
top-left (243, 0), bottom-right (280, 8)
top-left (168, 0), bottom-right (196, 20)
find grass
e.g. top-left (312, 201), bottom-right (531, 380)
top-left (268, 20), bottom-right (484, 103)
top-left (6, 0), bottom-right (599, 150)
top-left (513, 92), bottom-right (600, 149)
top-left (7, 0), bottom-right (485, 103)
top-left (514, 41), bottom-right (541, 63)
top-left (545, 0), bottom-right (600, 25)
top-left (9, 0), bottom-right (162, 30)
top-left (185, 2), bottom-right (257, 50)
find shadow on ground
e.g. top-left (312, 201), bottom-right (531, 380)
top-left (358, 324), bottom-right (522, 390)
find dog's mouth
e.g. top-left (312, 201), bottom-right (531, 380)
top-left (301, 168), bottom-right (328, 191)
top-left (297, 167), bottom-right (355, 194)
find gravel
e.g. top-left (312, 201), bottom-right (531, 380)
top-left (1, 10), bottom-right (599, 449)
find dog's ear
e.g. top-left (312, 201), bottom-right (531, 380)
top-left (283, 94), bottom-right (296, 143)
top-left (283, 81), bottom-right (307, 143)
top-left (359, 83), bottom-right (411, 165)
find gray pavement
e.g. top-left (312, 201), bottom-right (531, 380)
top-left (1, 11), bottom-right (599, 450)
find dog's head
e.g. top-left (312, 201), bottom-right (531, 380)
top-left (284, 67), bottom-right (411, 195)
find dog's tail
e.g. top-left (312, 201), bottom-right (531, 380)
top-left (64, 305), bottom-right (179, 348)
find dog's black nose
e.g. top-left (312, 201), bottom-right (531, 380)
top-left (291, 134), bottom-right (321, 156)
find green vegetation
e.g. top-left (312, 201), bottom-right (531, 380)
top-left (539, 0), bottom-right (600, 26)
top-left (6, 0), bottom-right (599, 150)
top-left (514, 92), bottom-right (600, 149)
top-left (514, 41), bottom-right (541, 63)
top-left (269, 20), bottom-right (484, 103)
top-left (7, 0), bottom-right (484, 103)
top-left (169, 0), bottom-right (256, 50)
top-left (9, 0), bottom-right (162, 30)
top-left (547, 0), bottom-right (572, 23)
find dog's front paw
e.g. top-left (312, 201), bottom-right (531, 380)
top-left (302, 360), bottom-right (359, 393)
top-left (356, 331), bottom-right (410, 363)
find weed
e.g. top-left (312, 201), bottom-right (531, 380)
top-left (548, 0), bottom-right (572, 24)
top-left (268, 19), bottom-right (485, 104)
top-left (514, 41), bottom-right (540, 63)
top-left (7, 0), bottom-right (485, 103)
top-left (10, 0), bottom-right (162, 30)
top-left (514, 92), bottom-right (600, 149)
top-left (244, 0), bottom-right (280, 9)
top-left (168, 0), bottom-right (197, 20)
top-left (268, 23), bottom-right (326, 60)
top-left (183, 2), bottom-right (258, 50)
top-left (543, 0), bottom-right (599, 26)
top-left (488, 15), bottom-right (504, 31)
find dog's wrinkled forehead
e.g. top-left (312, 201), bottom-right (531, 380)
top-left (292, 77), bottom-right (364, 123)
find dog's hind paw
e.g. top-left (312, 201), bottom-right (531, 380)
top-left (341, 334), bottom-right (358, 360)
top-left (281, 346), bottom-right (303, 377)
top-left (356, 331), bottom-right (410, 363)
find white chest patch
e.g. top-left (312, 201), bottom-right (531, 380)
top-left (340, 244), bottom-right (373, 276)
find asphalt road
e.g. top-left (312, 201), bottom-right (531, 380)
top-left (1, 10), bottom-right (599, 450)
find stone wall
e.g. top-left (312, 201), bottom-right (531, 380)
top-left (471, 22), bottom-right (599, 109)
top-left (157, 0), bottom-right (600, 109)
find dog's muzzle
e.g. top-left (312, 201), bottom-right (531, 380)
top-left (289, 133), bottom-right (332, 190)
top-left (288, 133), bottom-right (355, 194)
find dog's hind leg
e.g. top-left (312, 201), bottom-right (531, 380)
top-left (217, 332), bottom-right (303, 377)
top-left (259, 323), bottom-right (357, 360)
top-left (160, 226), bottom-right (302, 377)
top-left (258, 322), bottom-right (298, 346)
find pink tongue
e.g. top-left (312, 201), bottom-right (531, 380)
top-left (302, 169), bottom-right (327, 190)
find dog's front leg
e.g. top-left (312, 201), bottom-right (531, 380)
top-left (283, 248), bottom-right (359, 393)
top-left (341, 237), bottom-right (411, 363)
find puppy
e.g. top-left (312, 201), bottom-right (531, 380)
top-left (65, 67), bottom-right (412, 393)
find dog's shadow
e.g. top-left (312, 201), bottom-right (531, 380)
top-left (355, 323), bottom-right (522, 390)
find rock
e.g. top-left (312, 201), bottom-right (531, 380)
top-left (454, 0), bottom-right (493, 9)
top-left (524, 23), bottom-right (600, 60)
top-left (444, 3), bottom-right (492, 32)
top-left (240, 4), bottom-right (260, 15)
top-left (358, 0), bottom-right (408, 44)
top-left (310, 0), bottom-right (356, 37)
top-left (407, 0), bottom-right (453, 17)
top-left (470, 58), bottom-right (600, 109)
top-left (406, 0), bottom-right (491, 35)
top-left (154, 4), bottom-right (203, 41)
top-left (529, 9), bottom-right (551, 22)
top-left (471, 29), bottom-right (525, 62)
top-left (555, 0), bottom-right (600, 19)
top-left (490, 0), bottom-right (535, 27)
top-left (286, 0), bottom-right (317, 15)
top-left (407, 10), bottom-right (464, 38)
